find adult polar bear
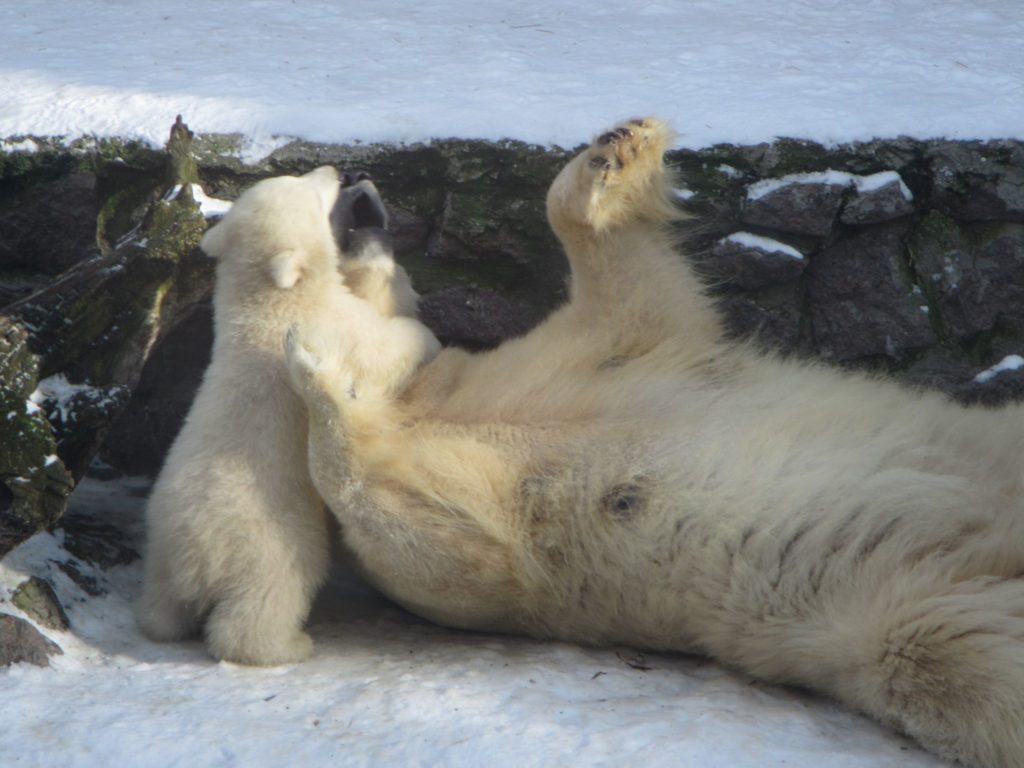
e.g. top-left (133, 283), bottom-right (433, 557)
top-left (286, 119), bottom-right (1024, 768)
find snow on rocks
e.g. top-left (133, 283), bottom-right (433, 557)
top-left (743, 170), bottom-right (914, 236)
top-left (721, 232), bottom-right (804, 261)
top-left (708, 232), bottom-right (806, 292)
top-left (190, 184), bottom-right (232, 218)
top-left (0, 138), bottom-right (40, 154)
top-left (30, 374), bottom-right (120, 425)
top-left (974, 354), bottom-right (1024, 383)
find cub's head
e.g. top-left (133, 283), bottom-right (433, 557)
top-left (200, 166), bottom-right (343, 291)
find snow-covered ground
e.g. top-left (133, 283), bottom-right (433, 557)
top-left (0, 477), bottom-right (941, 768)
top-left (1, 0), bottom-right (1022, 153)
top-left (2, 2), bottom-right (1021, 765)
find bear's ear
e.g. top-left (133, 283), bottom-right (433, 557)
top-left (199, 220), bottom-right (229, 258)
top-left (267, 248), bottom-right (307, 290)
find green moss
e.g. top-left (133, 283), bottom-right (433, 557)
top-left (0, 326), bottom-right (73, 556)
top-left (12, 576), bottom-right (69, 630)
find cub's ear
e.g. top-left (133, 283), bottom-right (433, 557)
top-left (199, 220), bottom-right (229, 258)
top-left (267, 248), bottom-right (307, 290)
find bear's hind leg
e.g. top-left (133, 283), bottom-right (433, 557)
top-left (835, 576), bottom-right (1024, 767)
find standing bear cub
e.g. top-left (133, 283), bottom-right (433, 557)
top-left (136, 167), bottom-right (438, 665)
top-left (285, 120), bottom-right (1024, 768)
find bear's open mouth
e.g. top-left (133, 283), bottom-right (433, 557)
top-left (330, 175), bottom-right (389, 254)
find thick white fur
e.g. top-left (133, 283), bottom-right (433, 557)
top-left (286, 120), bottom-right (1024, 767)
top-left (136, 166), bottom-right (438, 665)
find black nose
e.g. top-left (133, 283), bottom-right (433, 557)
top-left (341, 171), bottom-right (372, 187)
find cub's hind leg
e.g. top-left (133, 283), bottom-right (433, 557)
top-left (135, 542), bottom-right (201, 642)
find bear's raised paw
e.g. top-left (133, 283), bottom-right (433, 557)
top-left (546, 117), bottom-right (678, 234)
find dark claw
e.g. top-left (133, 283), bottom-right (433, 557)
top-left (614, 126), bottom-right (634, 139)
top-left (597, 132), bottom-right (618, 146)
top-left (589, 156), bottom-right (611, 170)
top-left (628, 117), bottom-right (648, 127)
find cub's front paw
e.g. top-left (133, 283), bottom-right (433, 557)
top-left (284, 323), bottom-right (354, 401)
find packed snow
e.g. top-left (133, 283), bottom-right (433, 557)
top-left (746, 170), bottom-right (913, 202)
top-left (0, 477), bottom-right (941, 768)
top-left (1, 0), bottom-right (1023, 153)
top-left (720, 232), bottom-right (804, 261)
top-left (974, 354), bottom-right (1024, 384)
top-left (2, 1), bottom-right (1021, 765)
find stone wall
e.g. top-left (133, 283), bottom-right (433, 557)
top-left (1, 125), bottom-right (1023, 554)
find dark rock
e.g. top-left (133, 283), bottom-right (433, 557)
top-left (911, 214), bottom-right (1024, 341)
top-left (809, 225), bottom-right (935, 362)
top-left (706, 234), bottom-right (806, 290)
top-left (0, 612), bottom-right (62, 667)
top-left (418, 286), bottom-right (540, 349)
top-left (11, 576), bottom-right (69, 631)
top-left (0, 119), bottom-right (212, 553)
top-left (716, 290), bottom-right (804, 352)
top-left (101, 304), bottom-right (213, 477)
top-left (840, 175), bottom-right (915, 225)
top-left (742, 174), bottom-right (850, 236)
top-left (928, 140), bottom-right (1024, 222)
top-left (0, 171), bottom-right (98, 276)
top-left (59, 510), bottom-right (138, 568)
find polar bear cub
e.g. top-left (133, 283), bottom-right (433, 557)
top-left (136, 167), bottom-right (438, 665)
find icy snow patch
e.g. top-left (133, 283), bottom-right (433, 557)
top-left (0, 138), bottom-right (39, 154)
top-left (746, 170), bottom-right (911, 202)
top-left (0, 475), bottom-right (943, 768)
top-left (853, 170), bottom-right (914, 200)
top-left (721, 232), bottom-right (804, 261)
top-left (974, 354), bottom-right (1024, 383)
top-left (30, 374), bottom-right (111, 423)
top-left (190, 184), bottom-right (233, 218)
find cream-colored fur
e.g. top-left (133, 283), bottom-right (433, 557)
top-left (136, 166), bottom-right (438, 665)
top-left (286, 120), bottom-right (1024, 767)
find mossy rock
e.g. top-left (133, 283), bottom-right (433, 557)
top-left (0, 325), bottom-right (74, 557)
top-left (11, 576), bottom-right (69, 631)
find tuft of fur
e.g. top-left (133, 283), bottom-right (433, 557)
top-left (287, 119), bottom-right (1024, 766)
top-left (136, 166), bottom-right (438, 665)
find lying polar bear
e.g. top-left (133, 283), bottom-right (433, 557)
top-left (136, 167), bottom-right (438, 665)
top-left (285, 119), bottom-right (1024, 768)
